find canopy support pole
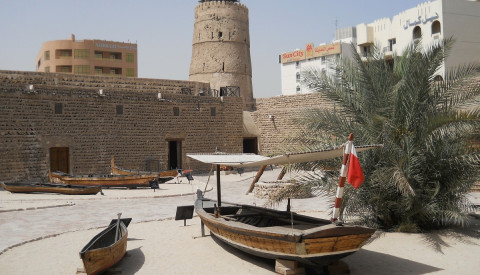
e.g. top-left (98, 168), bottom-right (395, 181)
top-left (246, 165), bottom-right (266, 194)
top-left (216, 164), bottom-right (221, 209)
top-left (277, 167), bottom-right (287, 180)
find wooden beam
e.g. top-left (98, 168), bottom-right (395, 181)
top-left (277, 167), bottom-right (287, 180)
top-left (246, 165), bottom-right (266, 194)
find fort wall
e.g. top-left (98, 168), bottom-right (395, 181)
top-left (251, 93), bottom-right (337, 155)
top-left (0, 71), bottom-right (243, 181)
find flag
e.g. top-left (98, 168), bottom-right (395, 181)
top-left (347, 144), bottom-right (364, 188)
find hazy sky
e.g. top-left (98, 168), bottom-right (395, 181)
top-left (0, 0), bottom-right (427, 98)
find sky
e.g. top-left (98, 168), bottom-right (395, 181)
top-left (0, 0), bottom-right (427, 98)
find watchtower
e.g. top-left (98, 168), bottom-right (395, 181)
top-left (189, 0), bottom-right (254, 110)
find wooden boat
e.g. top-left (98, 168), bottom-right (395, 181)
top-left (188, 140), bottom-right (382, 267)
top-left (80, 216), bottom-right (132, 275)
top-left (196, 197), bottom-right (375, 266)
top-left (0, 181), bottom-right (101, 195)
top-left (110, 156), bottom-right (179, 178)
top-left (49, 171), bottom-right (172, 188)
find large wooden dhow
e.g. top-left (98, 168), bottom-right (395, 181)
top-left (110, 156), bottom-right (179, 178)
top-left (80, 215), bottom-right (132, 275)
top-left (188, 138), bottom-right (381, 267)
top-left (0, 182), bottom-right (101, 195)
top-left (195, 198), bottom-right (375, 266)
top-left (49, 171), bottom-right (171, 188)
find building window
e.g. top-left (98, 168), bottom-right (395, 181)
top-left (109, 53), bottom-right (121, 60)
top-left (296, 72), bottom-right (300, 82)
top-left (55, 103), bottom-right (63, 114)
top-left (95, 52), bottom-right (103, 59)
top-left (296, 86), bottom-right (301, 94)
top-left (432, 21), bottom-right (441, 36)
top-left (44, 51), bottom-right (50, 61)
top-left (74, 49), bottom-right (89, 59)
top-left (116, 105), bottom-right (123, 115)
top-left (413, 26), bottom-right (422, 40)
top-left (126, 53), bottom-right (135, 63)
top-left (57, 65), bottom-right (72, 73)
top-left (295, 61), bottom-right (300, 69)
top-left (56, 49), bottom-right (72, 59)
top-left (219, 32), bottom-right (223, 38)
top-left (211, 107), bottom-right (216, 116)
top-left (173, 107), bottom-right (180, 116)
top-left (74, 65), bottom-right (90, 74)
top-left (321, 56), bottom-right (326, 63)
top-left (45, 67), bottom-right (50, 73)
top-left (363, 46), bottom-right (370, 57)
top-left (126, 68), bottom-right (135, 77)
top-left (433, 75), bottom-right (444, 83)
top-left (388, 38), bottom-right (396, 51)
top-left (95, 67), bottom-right (103, 75)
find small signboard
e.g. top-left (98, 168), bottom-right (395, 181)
top-left (175, 205), bottom-right (194, 226)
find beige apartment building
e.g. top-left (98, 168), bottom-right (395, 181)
top-left (35, 34), bottom-right (137, 78)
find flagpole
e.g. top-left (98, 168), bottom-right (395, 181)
top-left (331, 133), bottom-right (354, 222)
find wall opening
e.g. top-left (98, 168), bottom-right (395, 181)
top-left (168, 140), bottom-right (182, 170)
top-left (413, 26), bottom-right (422, 40)
top-left (432, 21), bottom-right (441, 35)
top-left (243, 137), bottom-right (258, 154)
top-left (50, 147), bottom-right (69, 173)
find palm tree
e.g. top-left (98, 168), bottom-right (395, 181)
top-left (281, 39), bottom-right (480, 232)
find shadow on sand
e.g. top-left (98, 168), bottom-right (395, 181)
top-left (212, 232), bottom-right (445, 275)
top-left (106, 246), bottom-right (145, 275)
top-left (345, 249), bottom-right (443, 275)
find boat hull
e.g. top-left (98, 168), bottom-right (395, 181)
top-left (195, 198), bottom-right (374, 266)
top-left (110, 157), bottom-right (179, 178)
top-left (0, 182), bottom-right (101, 195)
top-left (50, 172), bottom-right (159, 188)
top-left (80, 219), bottom-right (131, 275)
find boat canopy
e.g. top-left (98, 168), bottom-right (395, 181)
top-left (187, 144), bottom-right (382, 167)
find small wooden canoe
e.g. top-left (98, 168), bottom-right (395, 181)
top-left (49, 171), bottom-right (171, 188)
top-left (196, 198), bottom-right (375, 266)
top-left (0, 182), bottom-right (101, 195)
top-left (80, 217), bottom-right (132, 275)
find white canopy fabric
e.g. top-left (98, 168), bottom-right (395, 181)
top-left (187, 144), bottom-right (382, 168)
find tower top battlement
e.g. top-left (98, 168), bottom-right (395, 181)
top-left (199, 0), bottom-right (238, 2)
top-left (197, 0), bottom-right (246, 10)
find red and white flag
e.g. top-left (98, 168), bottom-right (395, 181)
top-left (347, 144), bottom-right (364, 188)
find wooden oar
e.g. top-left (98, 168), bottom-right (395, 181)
top-left (115, 213), bottom-right (122, 241)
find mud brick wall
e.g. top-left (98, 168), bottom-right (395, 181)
top-left (251, 93), bottom-right (337, 155)
top-left (0, 71), bottom-right (243, 182)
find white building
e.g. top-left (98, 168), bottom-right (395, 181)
top-left (280, 0), bottom-right (480, 95)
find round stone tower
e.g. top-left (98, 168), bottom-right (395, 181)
top-left (189, 0), bottom-right (254, 110)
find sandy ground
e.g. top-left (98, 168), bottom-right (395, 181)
top-left (1, 169), bottom-right (479, 275)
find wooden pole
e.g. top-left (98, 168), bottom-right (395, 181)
top-left (115, 213), bottom-right (122, 241)
top-left (331, 134), bottom-right (353, 223)
top-left (277, 167), bottom-right (287, 180)
top-left (216, 164), bottom-right (221, 208)
top-left (246, 165), bottom-right (266, 194)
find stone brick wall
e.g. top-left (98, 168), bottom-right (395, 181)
top-left (0, 71), bottom-right (243, 182)
top-left (251, 93), bottom-right (337, 155)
